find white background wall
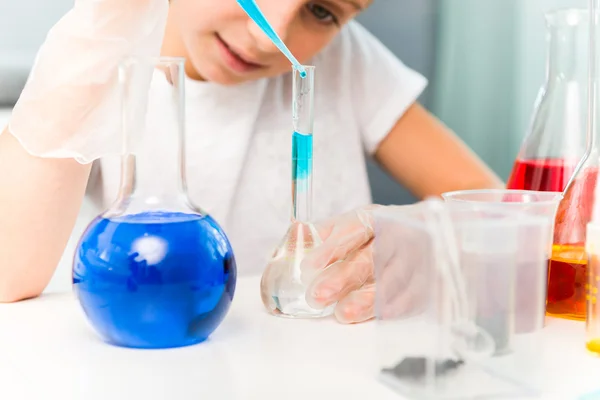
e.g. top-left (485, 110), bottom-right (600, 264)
top-left (515, 0), bottom-right (588, 147)
top-left (0, 0), bottom-right (73, 66)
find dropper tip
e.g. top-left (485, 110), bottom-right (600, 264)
top-left (293, 64), bottom-right (307, 78)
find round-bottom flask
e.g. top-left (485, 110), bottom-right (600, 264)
top-left (73, 57), bottom-right (237, 348)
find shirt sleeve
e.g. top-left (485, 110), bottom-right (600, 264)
top-left (343, 22), bottom-right (428, 155)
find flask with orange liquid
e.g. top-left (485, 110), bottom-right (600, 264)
top-left (507, 8), bottom-right (594, 320)
top-left (584, 0), bottom-right (600, 355)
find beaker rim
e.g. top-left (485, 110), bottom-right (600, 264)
top-left (442, 189), bottom-right (563, 206)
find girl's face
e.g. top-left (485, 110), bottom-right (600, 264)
top-left (165, 0), bottom-right (371, 84)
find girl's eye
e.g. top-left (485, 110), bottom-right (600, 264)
top-left (307, 3), bottom-right (338, 25)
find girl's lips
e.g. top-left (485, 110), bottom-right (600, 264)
top-left (216, 34), bottom-right (265, 74)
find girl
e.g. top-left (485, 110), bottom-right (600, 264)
top-left (0, 0), bottom-right (502, 316)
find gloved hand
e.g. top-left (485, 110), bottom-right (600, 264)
top-left (301, 203), bottom-right (431, 324)
top-left (5, 0), bottom-right (168, 163)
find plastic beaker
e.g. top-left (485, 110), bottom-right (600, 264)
top-left (443, 189), bottom-right (562, 332)
top-left (373, 199), bottom-right (556, 398)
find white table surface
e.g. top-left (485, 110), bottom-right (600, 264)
top-left (0, 276), bottom-right (400, 400)
top-left (0, 106), bottom-right (599, 399)
top-left (0, 274), bottom-right (600, 400)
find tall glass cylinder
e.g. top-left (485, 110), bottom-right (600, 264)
top-left (73, 57), bottom-right (237, 349)
top-left (260, 66), bottom-right (334, 319)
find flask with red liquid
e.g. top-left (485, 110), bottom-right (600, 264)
top-left (507, 8), bottom-right (594, 320)
top-left (507, 8), bottom-right (588, 193)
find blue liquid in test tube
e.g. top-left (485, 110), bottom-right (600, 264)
top-left (292, 131), bottom-right (313, 180)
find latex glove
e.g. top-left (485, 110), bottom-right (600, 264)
top-left (301, 204), bottom-right (429, 324)
top-left (5, 0), bottom-right (168, 163)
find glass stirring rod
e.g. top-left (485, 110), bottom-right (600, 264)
top-left (236, 0), bottom-right (307, 78)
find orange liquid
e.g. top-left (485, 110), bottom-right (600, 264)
top-left (547, 245), bottom-right (587, 320)
top-left (548, 166), bottom-right (599, 320)
top-left (587, 256), bottom-right (600, 355)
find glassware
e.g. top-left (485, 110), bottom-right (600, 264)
top-left (442, 189), bottom-right (563, 334)
top-left (236, 0), bottom-right (306, 77)
top-left (72, 57), bottom-right (237, 349)
top-left (507, 8), bottom-right (589, 193)
top-left (586, 0), bottom-right (600, 356)
top-left (373, 197), bottom-right (558, 398)
top-left (548, 7), bottom-right (600, 321)
top-left (260, 66), bottom-right (334, 318)
top-left (507, 8), bottom-right (597, 320)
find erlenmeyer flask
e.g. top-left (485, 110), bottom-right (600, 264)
top-left (585, 0), bottom-right (600, 356)
top-left (548, 8), bottom-right (600, 321)
top-left (72, 57), bottom-right (237, 348)
top-left (507, 8), bottom-right (589, 192)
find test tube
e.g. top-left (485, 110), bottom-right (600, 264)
top-left (291, 65), bottom-right (315, 223)
top-left (260, 65), bottom-right (331, 318)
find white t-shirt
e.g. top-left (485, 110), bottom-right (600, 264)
top-left (87, 21), bottom-right (427, 276)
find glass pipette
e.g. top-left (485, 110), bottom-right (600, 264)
top-left (236, 0), bottom-right (307, 77)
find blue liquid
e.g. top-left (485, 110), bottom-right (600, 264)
top-left (292, 131), bottom-right (313, 181)
top-left (236, 0), bottom-right (306, 77)
top-left (73, 211), bottom-right (237, 349)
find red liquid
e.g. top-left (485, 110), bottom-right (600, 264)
top-left (507, 158), bottom-right (577, 192)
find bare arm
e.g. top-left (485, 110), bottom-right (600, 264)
top-left (0, 130), bottom-right (91, 302)
top-left (374, 102), bottom-right (504, 199)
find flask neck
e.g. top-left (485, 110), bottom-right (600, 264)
top-left (546, 15), bottom-right (588, 82)
top-left (110, 60), bottom-right (194, 217)
top-left (116, 134), bottom-right (190, 213)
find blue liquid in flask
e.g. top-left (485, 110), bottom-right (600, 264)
top-left (73, 211), bottom-right (236, 349)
